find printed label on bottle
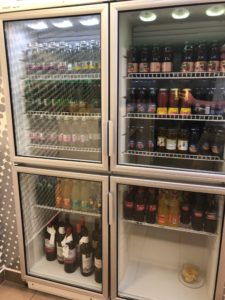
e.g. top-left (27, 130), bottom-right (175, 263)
top-left (206, 213), bottom-right (217, 220)
top-left (158, 214), bottom-right (166, 224)
top-left (169, 214), bottom-right (180, 225)
top-left (204, 105), bottom-right (210, 115)
top-left (126, 103), bottom-right (136, 113)
top-left (147, 140), bottom-right (154, 151)
top-left (157, 107), bottom-right (167, 115)
top-left (64, 248), bottom-right (76, 263)
top-left (182, 205), bottom-right (190, 212)
top-left (63, 198), bottom-right (71, 209)
top-left (56, 196), bottom-right (63, 208)
top-left (136, 141), bottom-right (145, 150)
top-left (58, 133), bottom-right (63, 142)
top-left (161, 62), bottom-right (172, 73)
top-left (194, 211), bottom-right (203, 218)
top-left (207, 60), bottom-right (220, 72)
top-left (189, 144), bottom-right (198, 154)
top-left (201, 142), bottom-right (210, 152)
top-left (180, 107), bottom-right (191, 115)
top-left (72, 199), bottom-right (81, 210)
top-left (57, 245), bottom-right (64, 262)
top-left (82, 254), bottom-right (93, 274)
top-left (94, 258), bottom-right (102, 269)
top-left (195, 61), bottom-right (207, 72)
top-left (137, 103), bottom-right (147, 113)
top-left (125, 201), bottom-right (134, 209)
top-left (67, 63), bottom-right (73, 71)
top-left (135, 204), bottom-right (145, 212)
top-left (139, 62), bottom-right (149, 73)
top-left (45, 239), bottom-right (55, 253)
top-left (127, 63), bottom-right (138, 73)
top-left (166, 139), bottom-right (177, 150)
top-left (181, 61), bottom-right (194, 73)
top-left (220, 60), bottom-right (225, 72)
top-left (150, 62), bottom-right (161, 73)
top-left (128, 139), bottom-right (135, 150)
top-left (147, 103), bottom-right (156, 113)
top-left (178, 140), bottom-right (188, 151)
top-left (157, 137), bottom-right (166, 147)
top-left (63, 134), bottom-right (71, 143)
top-left (148, 204), bottom-right (157, 212)
top-left (168, 107), bottom-right (179, 115)
top-left (212, 144), bottom-right (223, 155)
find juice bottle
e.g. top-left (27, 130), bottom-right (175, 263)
top-left (62, 179), bottom-right (72, 209)
top-left (168, 191), bottom-right (180, 227)
top-left (157, 190), bottom-right (169, 225)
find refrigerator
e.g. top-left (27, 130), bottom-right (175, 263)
top-left (1, 1), bottom-right (225, 300)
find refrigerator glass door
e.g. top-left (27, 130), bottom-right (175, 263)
top-left (15, 168), bottom-right (108, 295)
top-left (111, 177), bottom-right (225, 300)
top-left (114, 2), bottom-right (225, 176)
top-left (3, 11), bottom-right (107, 168)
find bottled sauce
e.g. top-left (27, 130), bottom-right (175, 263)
top-left (137, 88), bottom-right (147, 113)
top-left (147, 125), bottom-right (155, 152)
top-left (178, 129), bottom-right (189, 154)
top-left (123, 188), bottom-right (135, 220)
top-left (199, 128), bottom-right (210, 155)
top-left (157, 89), bottom-right (168, 114)
top-left (127, 124), bottom-right (136, 151)
top-left (127, 47), bottom-right (139, 73)
top-left (188, 128), bottom-right (200, 155)
top-left (192, 196), bottom-right (204, 231)
top-left (180, 195), bottom-right (191, 225)
top-left (133, 187), bottom-right (146, 222)
top-left (136, 126), bottom-right (146, 151)
top-left (139, 47), bottom-right (149, 73)
top-left (92, 219), bottom-right (100, 251)
top-left (147, 88), bottom-right (157, 113)
top-left (126, 88), bottom-right (137, 113)
top-left (166, 128), bottom-right (177, 153)
top-left (55, 179), bottom-right (63, 208)
top-left (208, 42), bottom-right (220, 72)
top-left (181, 42), bottom-right (194, 72)
top-left (211, 129), bottom-right (224, 158)
top-left (180, 89), bottom-right (192, 115)
top-left (220, 43), bottom-right (225, 72)
top-left (157, 190), bottom-right (169, 225)
top-left (194, 42), bottom-right (208, 72)
top-left (63, 226), bottom-right (76, 273)
top-left (71, 180), bottom-right (81, 211)
top-left (168, 88), bottom-right (179, 114)
top-left (44, 221), bottom-right (57, 261)
top-left (162, 46), bottom-right (173, 73)
top-left (150, 45), bottom-right (161, 72)
top-left (157, 127), bottom-right (167, 152)
top-left (94, 241), bottom-right (102, 283)
top-left (204, 198), bottom-right (218, 233)
top-left (80, 228), bottom-right (93, 276)
top-left (146, 188), bottom-right (157, 224)
top-left (168, 192), bottom-right (180, 227)
top-left (62, 179), bottom-right (72, 209)
top-left (56, 221), bottom-right (66, 264)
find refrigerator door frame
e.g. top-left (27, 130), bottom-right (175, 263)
top-left (110, 175), bottom-right (225, 300)
top-left (12, 165), bottom-right (109, 300)
top-left (110, 0), bottom-right (225, 184)
top-left (0, 3), bottom-right (109, 173)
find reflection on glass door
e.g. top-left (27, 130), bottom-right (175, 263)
top-left (117, 3), bottom-right (225, 173)
top-left (19, 173), bottom-right (103, 292)
top-left (4, 15), bottom-right (102, 163)
top-left (117, 183), bottom-right (224, 300)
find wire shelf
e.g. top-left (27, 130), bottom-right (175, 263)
top-left (125, 113), bottom-right (224, 122)
top-left (29, 144), bottom-right (101, 153)
top-left (27, 111), bottom-right (101, 119)
top-left (126, 71), bottom-right (225, 80)
top-left (25, 73), bottom-right (101, 81)
top-left (35, 204), bottom-right (101, 217)
top-left (123, 219), bottom-right (217, 237)
top-left (125, 150), bottom-right (223, 162)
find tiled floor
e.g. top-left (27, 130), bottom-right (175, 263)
top-left (0, 281), bottom-right (66, 300)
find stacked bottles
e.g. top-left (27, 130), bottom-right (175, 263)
top-left (44, 215), bottom-right (102, 282)
top-left (123, 186), bottom-right (218, 233)
top-left (25, 40), bottom-right (100, 75)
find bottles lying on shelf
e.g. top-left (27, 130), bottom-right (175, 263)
top-left (123, 186), bottom-right (218, 233)
top-left (44, 215), bottom-right (102, 282)
top-left (24, 40), bottom-right (100, 75)
top-left (127, 123), bottom-right (225, 158)
top-left (127, 41), bottom-right (225, 74)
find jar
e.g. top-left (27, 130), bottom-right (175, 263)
top-left (157, 127), bottom-right (167, 152)
top-left (178, 129), bottom-right (189, 154)
top-left (168, 88), bottom-right (179, 114)
top-left (157, 89), bottom-right (168, 114)
top-left (166, 128), bottom-right (177, 153)
top-left (180, 89), bottom-right (192, 115)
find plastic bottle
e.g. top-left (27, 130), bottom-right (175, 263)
top-left (71, 180), bottom-right (81, 211)
top-left (62, 179), bottom-right (72, 210)
top-left (55, 179), bottom-right (63, 208)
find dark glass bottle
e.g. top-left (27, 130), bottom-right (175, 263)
top-left (75, 223), bottom-right (82, 266)
top-left (136, 126), bottom-right (146, 151)
top-left (147, 88), bottom-right (157, 113)
top-left (56, 221), bottom-right (66, 264)
top-left (64, 226), bottom-right (76, 273)
top-left (199, 128), bottom-right (210, 155)
top-left (80, 229), bottom-right (93, 276)
top-left (207, 42), bottom-right (220, 72)
top-left (147, 125), bottom-right (155, 152)
top-left (139, 47), bottom-right (149, 73)
top-left (137, 88), bottom-right (147, 113)
top-left (92, 219), bottom-right (100, 252)
top-left (126, 88), bottom-right (137, 114)
top-left (180, 195), bottom-right (191, 225)
top-left (94, 240), bottom-right (102, 283)
top-left (127, 124), bottom-right (136, 151)
top-left (181, 42), bottom-right (194, 72)
top-left (204, 197), bottom-right (218, 233)
top-left (44, 221), bottom-right (57, 261)
top-left (192, 195), bottom-right (205, 231)
top-left (127, 47), bottom-right (139, 74)
top-left (188, 128), bottom-right (200, 155)
top-left (134, 187), bottom-right (146, 222)
top-left (123, 188), bottom-right (135, 220)
top-left (146, 188), bottom-right (157, 224)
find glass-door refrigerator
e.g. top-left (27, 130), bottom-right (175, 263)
top-left (110, 0), bottom-right (225, 183)
top-left (0, 3), bottom-right (108, 172)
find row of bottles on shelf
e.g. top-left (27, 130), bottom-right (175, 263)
top-left (24, 40), bottom-right (100, 74)
top-left (25, 81), bottom-right (101, 113)
top-left (29, 116), bottom-right (101, 148)
top-left (127, 122), bottom-right (224, 158)
top-left (126, 87), bottom-right (225, 116)
top-left (127, 41), bottom-right (225, 73)
top-left (36, 176), bottom-right (102, 213)
top-left (45, 215), bottom-right (102, 283)
top-left (123, 186), bottom-right (218, 233)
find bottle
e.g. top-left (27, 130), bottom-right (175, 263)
top-left (80, 181), bottom-right (90, 211)
top-left (168, 191), bottom-right (180, 227)
top-left (127, 46), bottom-right (139, 73)
top-left (180, 194), bottom-right (191, 225)
top-left (71, 180), bottom-right (81, 211)
top-left (139, 47), bottom-right (149, 73)
top-left (44, 221), bottom-right (57, 261)
top-left (133, 187), bottom-right (146, 222)
top-left (147, 125), bottom-right (155, 152)
top-left (192, 195), bottom-right (205, 231)
top-left (127, 124), bottom-right (136, 151)
top-left (146, 188), bottom-right (157, 224)
top-left (181, 42), bottom-right (194, 72)
top-left (126, 88), bottom-right (137, 114)
top-left (80, 216), bottom-right (88, 238)
top-left (94, 240), bottom-right (102, 283)
top-left (62, 179), bottom-right (72, 210)
top-left (80, 228), bottom-right (93, 276)
top-left (208, 42), bottom-right (220, 72)
top-left (168, 88), bottom-right (179, 115)
top-left (211, 128), bottom-right (224, 158)
top-left (178, 129), bottom-right (189, 154)
top-left (88, 182), bottom-right (97, 212)
top-left (150, 45), bottom-right (161, 72)
top-left (75, 223), bottom-right (82, 266)
top-left (56, 221), bottom-right (66, 264)
top-left (204, 197), bottom-right (218, 233)
top-left (62, 226), bottom-right (76, 273)
top-left (137, 88), bottom-right (147, 113)
top-left (157, 127), bottom-right (167, 152)
top-left (136, 126), bottom-right (146, 151)
top-left (62, 116), bottom-right (72, 147)
top-left (166, 128), bottom-right (177, 153)
top-left (157, 89), bottom-right (168, 115)
top-left (188, 128), bottom-right (200, 155)
top-left (157, 190), bottom-right (169, 225)
top-left (180, 89), bottom-right (192, 115)
top-left (147, 88), bottom-right (157, 114)
top-left (161, 45), bottom-right (173, 73)
top-left (220, 43), bottom-right (225, 72)
top-left (92, 219), bottom-right (100, 252)
top-left (55, 179), bottom-right (63, 208)
top-left (194, 42), bottom-right (208, 72)
top-left (123, 188), bottom-right (135, 220)
top-left (199, 128), bottom-right (210, 155)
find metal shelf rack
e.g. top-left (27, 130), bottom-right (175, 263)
top-left (29, 144), bottom-right (101, 153)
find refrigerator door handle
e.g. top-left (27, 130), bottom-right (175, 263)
top-left (109, 192), bottom-right (114, 226)
top-left (108, 120), bottom-right (114, 157)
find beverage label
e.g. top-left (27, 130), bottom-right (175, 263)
top-left (58, 133), bottom-right (63, 143)
top-left (157, 137), bottom-right (166, 148)
top-left (89, 61), bottom-right (95, 70)
top-left (211, 144), bottom-right (223, 155)
top-left (72, 134), bottom-right (78, 143)
top-left (45, 240), bottom-right (55, 253)
top-left (64, 248), bottom-right (76, 262)
top-left (150, 62), bottom-right (161, 73)
top-left (161, 62), bottom-right (172, 73)
top-left (126, 103), bottom-right (136, 113)
top-left (180, 107), bottom-right (191, 115)
top-left (94, 258), bottom-right (102, 269)
top-left (56, 196), bottom-right (63, 208)
top-left (125, 201), bottom-right (134, 209)
top-left (182, 205), bottom-right (190, 212)
top-left (189, 144), bottom-right (198, 154)
top-left (139, 62), bottom-right (149, 73)
top-left (194, 211), bottom-right (203, 218)
top-left (137, 103), bottom-right (147, 113)
top-left (127, 63), bottom-right (138, 73)
top-left (67, 63), bottom-right (73, 72)
top-left (82, 253), bottom-right (93, 274)
top-left (136, 141), bottom-right (145, 150)
top-left (206, 213), bottom-right (217, 220)
top-left (178, 139), bottom-right (188, 151)
top-left (147, 140), bottom-right (154, 152)
top-left (201, 142), bottom-right (210, 152)
top-left (158, 214), bottom-right (166, 225)
top-left (63, 134), bottom-right (72, 143)
top-left (147, 103), bottom-right (156, 113)
top-left (57, 245), bottom-right (64, 262)
top-left (72, 199), bottom-right (81, 210)
top-left (181, 61), bottom-right (194, 73)
top-left (157, 107), bottom-right (167, 115)
top-left (63, 198), bottom-right (71, 209)
top-left (168, 107), bottom-right (178, 115)
top-left (194, 61), bottom-right (207, 72)
top-left (39, 133), bottom-right (46, 142)
top-left (166, 139), bottom-right (177, 151)
top-left (148, 204), bottom-right (157, 212)
top-left (128, 139), bottom-right (135, 150)
top-left (207, 60), bottom-right (220, 72)
top-left (135, 204), bottom-right (145, 212)
top-left (204, 105), bottom-right (210, 115)
top-left (169, 214), bottom-right (180, 225)
top-left (220, 60), bottom-right (225, 72)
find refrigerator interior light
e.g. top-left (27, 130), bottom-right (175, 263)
top-left (79, 17), bottom-right (99, 26)
top-left (52, 20), bottom-right (73, 28)
top-left (205, 5), bottom-right (225, 17)
top-left (27, 21), bottom-right (48, 30)
top-left (139, 11), bottom-right (157, 22)
top-left (171, 8), bottom-right (190, 20)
